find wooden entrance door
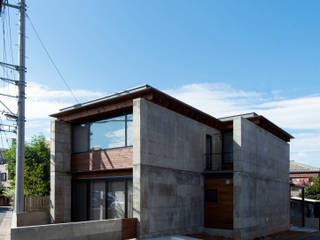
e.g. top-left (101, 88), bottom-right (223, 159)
top-left (204, 175), bottom-right (233, 229)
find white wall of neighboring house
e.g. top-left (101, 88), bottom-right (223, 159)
top-left (0, 163), bottom-right (10, 188)
top-left (0, 149), bottom-right (10, 188)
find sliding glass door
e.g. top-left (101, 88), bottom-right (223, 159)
top-left (107, 181), bottom-right (125, 219)
top-left (90, 181), bottom-right (106, 220)
top-left (72, 178), bottom-right (132, 222)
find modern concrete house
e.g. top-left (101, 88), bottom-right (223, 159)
top-left (49, 85), bottom-right (293, 240)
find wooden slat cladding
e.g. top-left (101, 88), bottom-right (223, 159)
top-left (122, 218), bottom-right (137, 240)
top-left (71, 147), bottom-right (133, 172)
top-left (204, 174), bottom-right (233, 229)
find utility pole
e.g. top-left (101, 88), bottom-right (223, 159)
top-left (0, 0), bottom-right (26, 214)
top-left (15, 0), bottom-right (26, 214)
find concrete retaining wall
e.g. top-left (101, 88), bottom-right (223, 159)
top-left (16, 211), bottom-right (50, 227)
top-left (11, 219), bottom-right (122, 240)
top-left (50, 120), bottom-right (72, 223)
top-left (133, 98), bottom-right (221, 238)
top-left (233, 117), bottom-right (290, 240)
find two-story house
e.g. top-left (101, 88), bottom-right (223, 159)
top-left (50, 85), bottom-right (293, 240)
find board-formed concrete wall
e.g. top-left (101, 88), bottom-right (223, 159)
top-left (50, 120), bottom-right (72, 223)
top-left (233, 117), bottom-right (290, 240)
top-left (11, 218), bottom-right (122, 240)
top-left (133, 98), bottom-right (221, 238)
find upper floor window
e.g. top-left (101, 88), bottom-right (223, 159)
top-left (205, 134), bottom-right (213, 170)
top-left (223, 131), bottom-right (233, 164)
top-left (1, 172), bottom-right (7, 182)
top-left (90, 114), bottom-right (133, 150)
top-left (72, 114), bottom-right (133, 153)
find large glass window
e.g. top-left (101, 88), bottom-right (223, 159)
top-left (72, 113), bottom-right (133, 153)
top-left (71, 178), bottom-right (133, 221)
top-left (90, 116), bottom-right (126, 150)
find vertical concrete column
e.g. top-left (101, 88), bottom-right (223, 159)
top-left (132, 98), bottom-right (142, 235)
top-left (50, 120), bottom-right (72, 223)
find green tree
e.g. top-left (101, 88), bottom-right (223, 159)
top-left (5, 135), bottom-right (50, 196)
top-left (304, 176), bottom-right (320, 200)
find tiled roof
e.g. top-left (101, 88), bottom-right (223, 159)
top-left (290, 161), bottom-right (320, 173)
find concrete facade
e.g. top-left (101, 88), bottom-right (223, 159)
top-left (50, 120), bottom-right (72, 223)
top-left (233, 117), bottom-right (290, 240)
top-left (47, 86), bottom-right (292, 240)
top-left (133, 98), bottom-right (221, 238)
top-left (11, 218), bottom-right (122, 240)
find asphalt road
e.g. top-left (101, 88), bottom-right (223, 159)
top-left (0, 207), bottom-right (11, 226)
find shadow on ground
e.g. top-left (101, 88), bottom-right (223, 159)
top-left (188, 231), bottom-right (320, 240)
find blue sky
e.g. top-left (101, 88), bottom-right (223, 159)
top-left (1, 0), bottom-right (320, 166)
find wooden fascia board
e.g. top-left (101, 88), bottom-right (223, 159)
top-left (219, 116), bottom-right (292, 142)
top-left (50, 88), bottom-right (154, 119)
top-left (54, 93), bottom-right (154, 123)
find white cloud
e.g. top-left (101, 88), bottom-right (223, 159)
top-left (256, 96), bottom-right (320, 130)
top-left (166, 83), bottom-right (320, 131)
top-left (166, 83), bottom-right (261, 118)
top-left (166, 83), bottom-right (320, 167)
top-left (0, 81), bottom-right (318, 167)
top-left (0, 82), bottom-right (103, 147)
top-left (290, 132), bottom-right (320, 167)
top-left (0, 82), bottom-right (103, 119)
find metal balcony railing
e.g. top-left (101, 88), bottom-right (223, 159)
top-left (204, 152), bottom-right (234, 171)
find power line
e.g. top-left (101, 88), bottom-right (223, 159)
top-left (25, 13), bottom-right (79, 103)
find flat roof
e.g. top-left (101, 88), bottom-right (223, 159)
top-left (51, 85), bottom-right (293, 142)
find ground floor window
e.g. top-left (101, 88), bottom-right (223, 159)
top-left (72, 177), bottom-right (132, 221)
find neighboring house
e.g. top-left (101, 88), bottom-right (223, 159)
top-left (49, 85), bottom-right (293, 240)
top-left (0, 149), bottom-right (9, 188)
top-left (290, 160), bottom-right (320, 186)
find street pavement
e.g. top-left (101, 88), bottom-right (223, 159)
top-left (0, 207), bottom-right (12, 240)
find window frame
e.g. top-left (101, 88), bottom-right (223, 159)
top-left (72, 113), bottom-right (133, 154)
top-left (205, 134), bottom-right (213, 170)
top-left (222, 130), bottom-right (233, 165)
top-left (71, 176), bottom-right (133, 222)
top-left (1, 172), bottom-right (7, 182)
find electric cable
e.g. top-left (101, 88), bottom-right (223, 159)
top-left (26, 13), bottom-right (79, 103)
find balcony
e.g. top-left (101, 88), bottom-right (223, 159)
top-left (204, 152), bottom-right (233, 172)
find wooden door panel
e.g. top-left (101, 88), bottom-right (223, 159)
top-left (204, 176), bottom-right (233, 229)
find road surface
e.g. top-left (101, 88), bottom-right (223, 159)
top-left (0, 207), bottom-right (12, 240)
